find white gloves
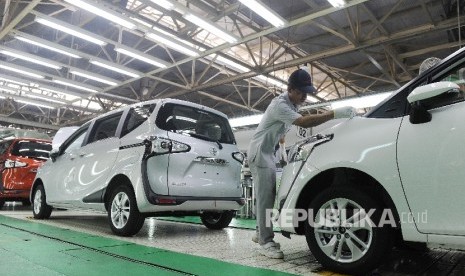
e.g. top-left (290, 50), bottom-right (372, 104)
top-left (333, 106), bottom-right (357, 119)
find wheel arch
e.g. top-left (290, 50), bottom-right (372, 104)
top-left (30, 178), bottom-right (44, 203)
top-left (293, 167), bottom-right (400, 235)
top-left (103, 174), bottom-right (133, 210)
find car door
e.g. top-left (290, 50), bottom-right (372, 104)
top-left (397, 59), bottom-right (465, 235)
top-left (156, 103), bottom-right (241, 198)
top-left (47, 126), bottom-right (89, 203)
top-left (69, 112), bottom-right (123, 205)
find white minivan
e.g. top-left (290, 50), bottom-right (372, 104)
top-left (31, 99), bottom-right (244, 236)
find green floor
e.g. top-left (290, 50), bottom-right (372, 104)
top-left (0, 215), bottom-right (294, 276)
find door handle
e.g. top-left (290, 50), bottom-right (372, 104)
top-left (78, 152), bottom-right (86, 157)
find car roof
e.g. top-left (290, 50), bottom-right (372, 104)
top-left (89, 98), bottom-right (229, 123)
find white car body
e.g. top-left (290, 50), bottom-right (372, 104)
top-left (276, 47), bottom-right (465, 274)
top-left (32, 98), bottom-right (244, 236)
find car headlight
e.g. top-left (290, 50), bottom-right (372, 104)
top-left (288, 134), bottom-right (333, 163)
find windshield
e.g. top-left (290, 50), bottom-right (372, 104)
top-left (155, 103), bottom-right (236, 144)
top-left (11, 140), bottom-right (52, 160)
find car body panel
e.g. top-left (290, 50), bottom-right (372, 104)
top-left (278, 116), bottom-right (427, 242)
top-left (398, 100), bottom-right (465, 235)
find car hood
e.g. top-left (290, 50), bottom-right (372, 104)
top-left (312, 117), bottom-right (352, 136)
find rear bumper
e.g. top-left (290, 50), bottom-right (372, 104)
top-left (0, 189), bottom-right (29, 200)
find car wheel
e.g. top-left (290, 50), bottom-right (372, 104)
top-left (108, 185), bottom-right (145, 236)
top-left (32, 184), bottom-right (52, 219)
top-left (22, 199), bottom-right (31, 206)
top-left (305, 187), bottom-right (393, 275)
top-left (0, 199), bottom-right (5, 209)
top-left (200, 211), bottom-right (235, 230)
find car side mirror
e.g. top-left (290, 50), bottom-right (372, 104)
top-left (407, 81), bottom-right (460, 103)
top-left (409, 102), bottom-right (431, 124)
top-left (50, 148), bottom-right (60, 162)
top-left (407, 81), bottom-right (461, 124)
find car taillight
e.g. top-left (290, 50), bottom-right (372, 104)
top-left (148, 136), bottom-right (190, 155)
top-left (4, 159), bottom-right (27, 168)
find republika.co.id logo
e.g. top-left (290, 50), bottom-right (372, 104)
top-left (267, 208), bottom-right (428, 228)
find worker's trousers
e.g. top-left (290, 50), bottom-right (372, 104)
top-left (249, 163), bottom-right (276, 245)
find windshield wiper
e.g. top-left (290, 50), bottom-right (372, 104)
top-left (185, 133), bottom-right (223, 149)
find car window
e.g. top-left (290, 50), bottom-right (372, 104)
top-left (88, 112), bottom-right (123, 143)
top-left (155, 103), bottom-right (235, 144)
top-left (62, 127), bottom-right (88, 154)
top-left (121, 104), bottom-right (155, 137)
top-left (10, 140), bottom-right (52, 160)
top-left (0, 140), bottom-right (13, 155)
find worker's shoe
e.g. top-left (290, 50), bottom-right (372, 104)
top-left (259, 242), bottom-right (284, 259)
top-left (252, 233), bottom-right (280, 249)
top-left (252, 231), bottom-right (259, 243)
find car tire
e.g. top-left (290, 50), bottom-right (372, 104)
top-left (305, 187), bottom-right (393, 275)
top-left (200, 211), bottom-right (235, 230)
top-left (22, 199), bottom-right (31, 206)
top-left (32, 184), bottom-right (52, 219)
top-left (107, 185), bottom-right (145, 236)
top-left (0, 199), bottom-right (5, 209)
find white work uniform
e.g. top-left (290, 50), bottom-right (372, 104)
top-left (247, 92), bottom-right (301, 245)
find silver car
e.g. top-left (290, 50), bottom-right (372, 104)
top-left (31, 98), bottom-right (244, 236)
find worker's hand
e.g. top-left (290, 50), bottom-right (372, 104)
top-left (333, 106), bottom-right (357, 119)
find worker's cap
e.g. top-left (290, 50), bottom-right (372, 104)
top-left (288, 69), bottom-right (317, 94)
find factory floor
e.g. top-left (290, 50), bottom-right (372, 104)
top-left (1, 203), bottom-right (465, 276)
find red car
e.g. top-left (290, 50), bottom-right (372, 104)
top-left (0, 138), bottom-right (52, 208)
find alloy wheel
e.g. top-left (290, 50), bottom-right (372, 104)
top-left (110, 192), bottom-right (130, 229)
top-left (313, 197), bottom-right (373, 263)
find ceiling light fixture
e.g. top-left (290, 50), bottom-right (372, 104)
top-left (0, 75), bottom-right (29, 86)
top-left (146, 32), bottom-right (199, 57)
top-left (213, 55), bottom-right (250, 72)
top-left (327, 0), bottom-right (346, 8)
top-left (115, 47), bottom-right (167, 68)
top-left (0, 64), bottom-right (44, 79)
top-left (35, 16), bottom-right (107, 46)
top-left (14, 35), bottom-right (81, 58)
top-left (70, 70), bottom-right (119, 86)
top-left (64, 0), bottom-right (136, 29)
top-left (0, 87), bottom-right (17, 94)
top-left (130, 17), bottom-right (152, 28)
top-left (183, 13), bottom-right (237, 43)
top-left (150, 0), bottom-right (174, 10)
top-left (255, 75), bottom-right (287, 89)
top-left (53, 79), bottom-right (99, 93)
top-left (23, 93), bottom-right (66, 104)
top-left (0, 49), bottom-right (62, 70)
top-left (237, 0), bottom-right (286, 28)
top-left (38, 85), bottom-right (81, 99)
top-left (230, 114), bottom-right (263, 128)
top-left (16, 99), bottom-right (56, 109)
top-left (89, 60), bottom-right (141, 78)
